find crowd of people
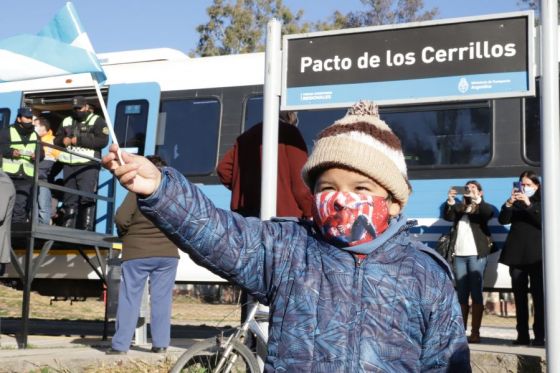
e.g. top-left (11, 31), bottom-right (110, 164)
top-left (0, 97), bottom-right (108, 276)
top-left (0, 96), bottom-right (108, 229)
top-left (0, 98), bottom-right (548, 369)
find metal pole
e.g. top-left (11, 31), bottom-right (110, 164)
top-left (20, 139), bottom-right (42, 348)
top-left (256, 18), bottom-right (282, 371)
top-left (540, 0), bottom-right (560, 369)
top-left (260, 18), bottom-right (282, 221)
top-left (20, 237), bottom-right (34, 349)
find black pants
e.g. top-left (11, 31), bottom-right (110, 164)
top-left (12, 178), bottom-right (33, 223)
top-left (62, 163), bottom-right (99, 209)
top-left (510, 262), bottom-right (545, 341)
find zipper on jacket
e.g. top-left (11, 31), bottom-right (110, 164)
top-left (349, 254), bottom-right (365, 371)
top-left (354, 253), bottom-right (366, 267)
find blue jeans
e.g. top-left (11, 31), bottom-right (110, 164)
top-left (37, 186), bottom-right (52, 224)
top-left (111, 257), bottom-right (179, 351)
top-left (453, 255), bottom-right (487, 304)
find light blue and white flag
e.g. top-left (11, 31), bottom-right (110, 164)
top-left (0, 2), bottom-right (106, 83)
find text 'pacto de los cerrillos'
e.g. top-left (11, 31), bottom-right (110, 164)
top-left (300, 41), bottom-right (517, 73)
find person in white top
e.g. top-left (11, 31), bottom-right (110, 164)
top-left (444, 180), bottom-right (495, 343)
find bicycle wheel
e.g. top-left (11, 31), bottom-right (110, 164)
top-left (170, 337), bottom-right (260, 373)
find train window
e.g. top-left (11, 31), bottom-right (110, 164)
top-left (245, 99), bottom-right (491, 167)
top-left (114, 100), bottom-right (149, 155)
top-left (524, 94), bottom-right (540, 163)
top-left (244, 96), bottom-right (262, 131)
top-left (0, 108), bottom-right (10, 129)
top-left (525, 79), bottom-right (560, 164)
top-left (298, 109), bottom-right (346, 151)
top-left (157, 98), bottom-right (220, 175)
top-left (243, 96), bottom-right (345, 152)
top-left (381, 105), bottom-right (492, 167)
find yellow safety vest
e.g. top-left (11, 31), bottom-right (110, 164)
top-left (58, 113), bottom-right (98, 164)
top-left (2, 127), bottom-right (37, 177)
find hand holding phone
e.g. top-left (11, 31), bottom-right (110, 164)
top-left (513, 181), bottom-right (523, 194)
top-left (451, 186), bottom-right (467, 195)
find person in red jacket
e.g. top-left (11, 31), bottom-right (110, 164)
top-left (217, 111), bottom-right (313, 324)
top-left (217, 111), bottom-right (313, 219)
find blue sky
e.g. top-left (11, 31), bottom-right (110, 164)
top-left (0, 0), bottom-right (528, 55)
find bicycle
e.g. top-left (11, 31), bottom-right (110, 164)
top-left (170, 302), bottom-right (268, 373)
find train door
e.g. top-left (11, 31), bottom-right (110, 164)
top-left (96, 82), bottom-right (160, 234)
top-left (0, 91), bottom-right (23, 129)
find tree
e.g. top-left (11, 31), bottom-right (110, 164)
top-left (194, 0), bottom-right (311, 56)
top-left (314, 0), bottom-right (438, 31)
top-left (194, 0), bottom-right (438, 56)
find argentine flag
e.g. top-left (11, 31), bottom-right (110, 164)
top-left (0, 2), bottom-right (106, 83)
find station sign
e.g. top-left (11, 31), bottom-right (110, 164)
top-left (282, 11), bottom-right (534, 110)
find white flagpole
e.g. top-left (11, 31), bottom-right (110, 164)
top-left (91, 74), bottom-right (124, 164)
top-left (260, 18), bottom-right (282, 221)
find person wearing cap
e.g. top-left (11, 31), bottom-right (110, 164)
top-left (102, 101), bottom-right (470, 371)
top-left (54, 96), bottom-right (109, 230)
top-left (0, 107), bottom-right (44, 223)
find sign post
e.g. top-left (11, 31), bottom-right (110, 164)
top-left (540, 0), bottom-right (559, 368)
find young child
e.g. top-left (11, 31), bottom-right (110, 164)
top-left (33, 117), bottom-right (60, 224)
top-left (103, 101), bottom-right (470, 372)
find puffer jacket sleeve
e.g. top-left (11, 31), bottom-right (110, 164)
top-left (420, 268), bottom-right (471, 372)
top-left (137, 167), bottom-right (298, 305)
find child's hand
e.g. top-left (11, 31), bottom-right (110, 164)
top-left (102, 144), bottom-right (162, 197)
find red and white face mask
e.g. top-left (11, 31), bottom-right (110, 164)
top-left (312, 191), bottom-right (390, 247)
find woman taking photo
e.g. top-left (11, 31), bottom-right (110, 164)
top-left (444, 180), bottom-right (494, 343)
top-left (499, 170), bottom-right (544, 346)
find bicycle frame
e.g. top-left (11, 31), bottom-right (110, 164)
top-left (214, 302), bottom-right (267, 372)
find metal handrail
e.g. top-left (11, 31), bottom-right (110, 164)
top-left (6, 139), bottom-right (115, 231)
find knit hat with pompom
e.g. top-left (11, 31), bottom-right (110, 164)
top-left (301, 100), bottom-right (411, 207)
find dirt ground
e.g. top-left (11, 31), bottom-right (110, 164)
top-left (0, 283), bottom-right (241, 325)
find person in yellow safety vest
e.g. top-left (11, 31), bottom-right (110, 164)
top-left (54, 96), bottom-right (109, 230)
top-left (0, 107), bottom-right (44, 223)
top-left (34, 117), bottom-right (61, 224)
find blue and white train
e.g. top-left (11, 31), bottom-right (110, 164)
top-left (0, 43), bottom-right (546, 295)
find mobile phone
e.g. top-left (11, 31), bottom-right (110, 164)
top-left (513, 181), bottom-right (523, 193)
top-left (451, 186), bottom-right (467, 195)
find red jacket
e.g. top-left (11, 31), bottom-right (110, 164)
top-left (217, 121), bottom-right (313, 218)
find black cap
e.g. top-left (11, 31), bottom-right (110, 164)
top-left (17, 107), bottom-right (33, 118)
top-left (72, 96), bottom-right (87, 109)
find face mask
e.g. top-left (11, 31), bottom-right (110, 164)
top-left (73, 110), bottom-right (87, 121)
top-left (20, 121), bottom-right (35, 131)
top-left (312, 191), bottom-right (390, 247)
top-left (523, 186), bottom-right (536, 198)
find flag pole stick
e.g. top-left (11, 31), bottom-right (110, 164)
top-left (91, 75), bottom-right (124, 165)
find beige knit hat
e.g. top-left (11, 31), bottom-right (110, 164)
top-left (301, 100), bottom-right (411, 206)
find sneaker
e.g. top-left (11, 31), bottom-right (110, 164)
top-left (151, 347), bottom-right (167, 353)
top-left (467, 334), bottom-right (481, 344)
top-left (531, 339), bottom-right (545, 347)
top-left (106, 347), bottom-right (127, 355)
top-left (512, 338), bottom-right (530, 346)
